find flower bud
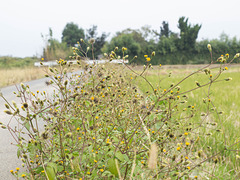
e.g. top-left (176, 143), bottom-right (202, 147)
top-left (207, 44), bottom-right (212, 52)
top-left (234, 53), bottom-right (240, 58)
top-left (151, 51), bottom-right (155, 56)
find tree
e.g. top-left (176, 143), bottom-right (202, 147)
top-left (102, 32), bottom-right (141, 62)
top-left (177, 17), bottom-right (201, 51)
top-left (160, 21), bottom-right (171, 38)
top-left (62, 22), bottom-right (85, 47)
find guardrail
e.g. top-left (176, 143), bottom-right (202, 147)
top-left (34, 59), bottom-right (128, 67)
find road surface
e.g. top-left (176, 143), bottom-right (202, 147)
top-left (0, 76), bottom-right (56, 179)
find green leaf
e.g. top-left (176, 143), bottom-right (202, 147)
top-left (108, 158), bottom-right (118, 177)
top-left (17, 148), bottom-right (21, 158)
top-left (115, 152), bottom-right (125, 162)
top-left (45, 163), bottom-right (57, 180)
top-left (24, 121), bottom-right (30, 131)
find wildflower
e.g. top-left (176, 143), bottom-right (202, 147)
top-left (76, 127), bottom-right (80, 131)
top-left (159, 64), bottom-right (162, 67)
top-left (16, 167), bottom-right (20, 171)
top-left (122, 47), bottom-right (127, 52)
top-left (177, 147), bottom-right (181, 151)
top-left (225, 53), bottom-right (229, 58)
top-left (184, 132), bottom-right (188, 136)
top-left (100, 169), bottom-right (104, 172)
top-left (187, 166), bottom-right (190, 170)
top-left (93, 137), bottom-right (95, 140)
top-left (87, 172), bottom-right (91, 175)
top-left (144, 55), bottom-right (148, 58)
top-left (152, 131), bottom-right (155, 134)
top-left (91, 96), bottom-right (94, 100)
top-left (10, 170), bottom-right (14, 173)
top-left (95, 116), bottom-right (99, 119)
top-left (225, 67), bottom-right (228, 70)
top-left (186, 142), bottom-right (190, 146)
top-left (21, 174), bottom-right (26, 178)
top-left (185, 156), bottom-right (188, 160)
top-left (94, 160), bottom-right (97, 163)
top-left (163, 149), bottom-right (166, 153)
top-left (151, 51), bottom-right (155, 56)
top-left (78, 137), bottom-right (81, 140)
top-left (146, 57), bottom-right (151, 61)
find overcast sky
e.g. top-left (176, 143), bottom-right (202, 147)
top-left (1, 0), bottom-right (240, 57)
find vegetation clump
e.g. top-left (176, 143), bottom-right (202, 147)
top-left (1, 41), bottom-right (240, 179)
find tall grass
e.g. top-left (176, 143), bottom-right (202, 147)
top-left (135, 64), bottom-right (240, 178)
top-left (0, 67), bottom-right (46, 87)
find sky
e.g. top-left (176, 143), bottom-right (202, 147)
top-left (1, 0), bottom-right (240, 57)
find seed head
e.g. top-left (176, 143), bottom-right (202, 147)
top-left (89, 38), bottom-right (95, 44)
top-left (148, 143), bottom-right (158, 170)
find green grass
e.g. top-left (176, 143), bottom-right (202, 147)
top-left (134, 64), bottom-right (240, 179)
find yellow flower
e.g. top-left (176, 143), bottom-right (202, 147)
top-left (144, 55), bottom-right (148, 58)
top-left (185, 156), bottom-right (188, 159)
top-left (146, 57), bottom-right (151, 61)
top-left (187, 166), bottom-right (190, 170)
top-left (177, 147), bottom-right (181, 151)
top-left (225, 67), bottom-right (228, 70)
top-left (95, 116), bottom-right (99, 119)
top-left (16, 167), bottom-right (20, 171)
top-left (184, 132), bottom-right (188, 136)
top-left (91, 97), bottom-right (94, 100)
top-left (21, 174), bottom-right (26, 178)
top-left (186, 142), bottom-right (190, 146)
top-left (10, 170), bottom-right (14, 173)
top-left (93, 137), bottom-right (96, 140)
top-left (100, 169), bottom-right (104, 172)
top-left (41, 58), bottom-right (44, 61)
top-left (94, 160), bottom-right (97, 163)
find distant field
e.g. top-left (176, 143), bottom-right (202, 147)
top-left (133, 63), bottom-right (240, 178)
top-left (0, 67), bottom-right (47, 87)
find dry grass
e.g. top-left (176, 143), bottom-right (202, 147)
top-left (0, 67), bottom-right (47, 87)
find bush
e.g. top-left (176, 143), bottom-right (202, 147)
top-left (1, 43), bottom-right (240, 179)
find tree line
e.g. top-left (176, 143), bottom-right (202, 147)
top-left (42, 17), bottom-right (240, 64)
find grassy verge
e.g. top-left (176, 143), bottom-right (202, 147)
top-left (134, 64), bottom-right (240, 178)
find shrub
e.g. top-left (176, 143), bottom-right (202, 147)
top-left (1, 43), bottom-right (240, 179)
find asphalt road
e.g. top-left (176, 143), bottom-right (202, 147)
top-left (0, 76), bottom-right (55, 179)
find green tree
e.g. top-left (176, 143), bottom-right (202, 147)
top-left (177, 17), bottom-right (201, 51)
top-left (62, 22), bottom-right (85, 47)
top-left (102, 32), bottom-right (141, 63)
